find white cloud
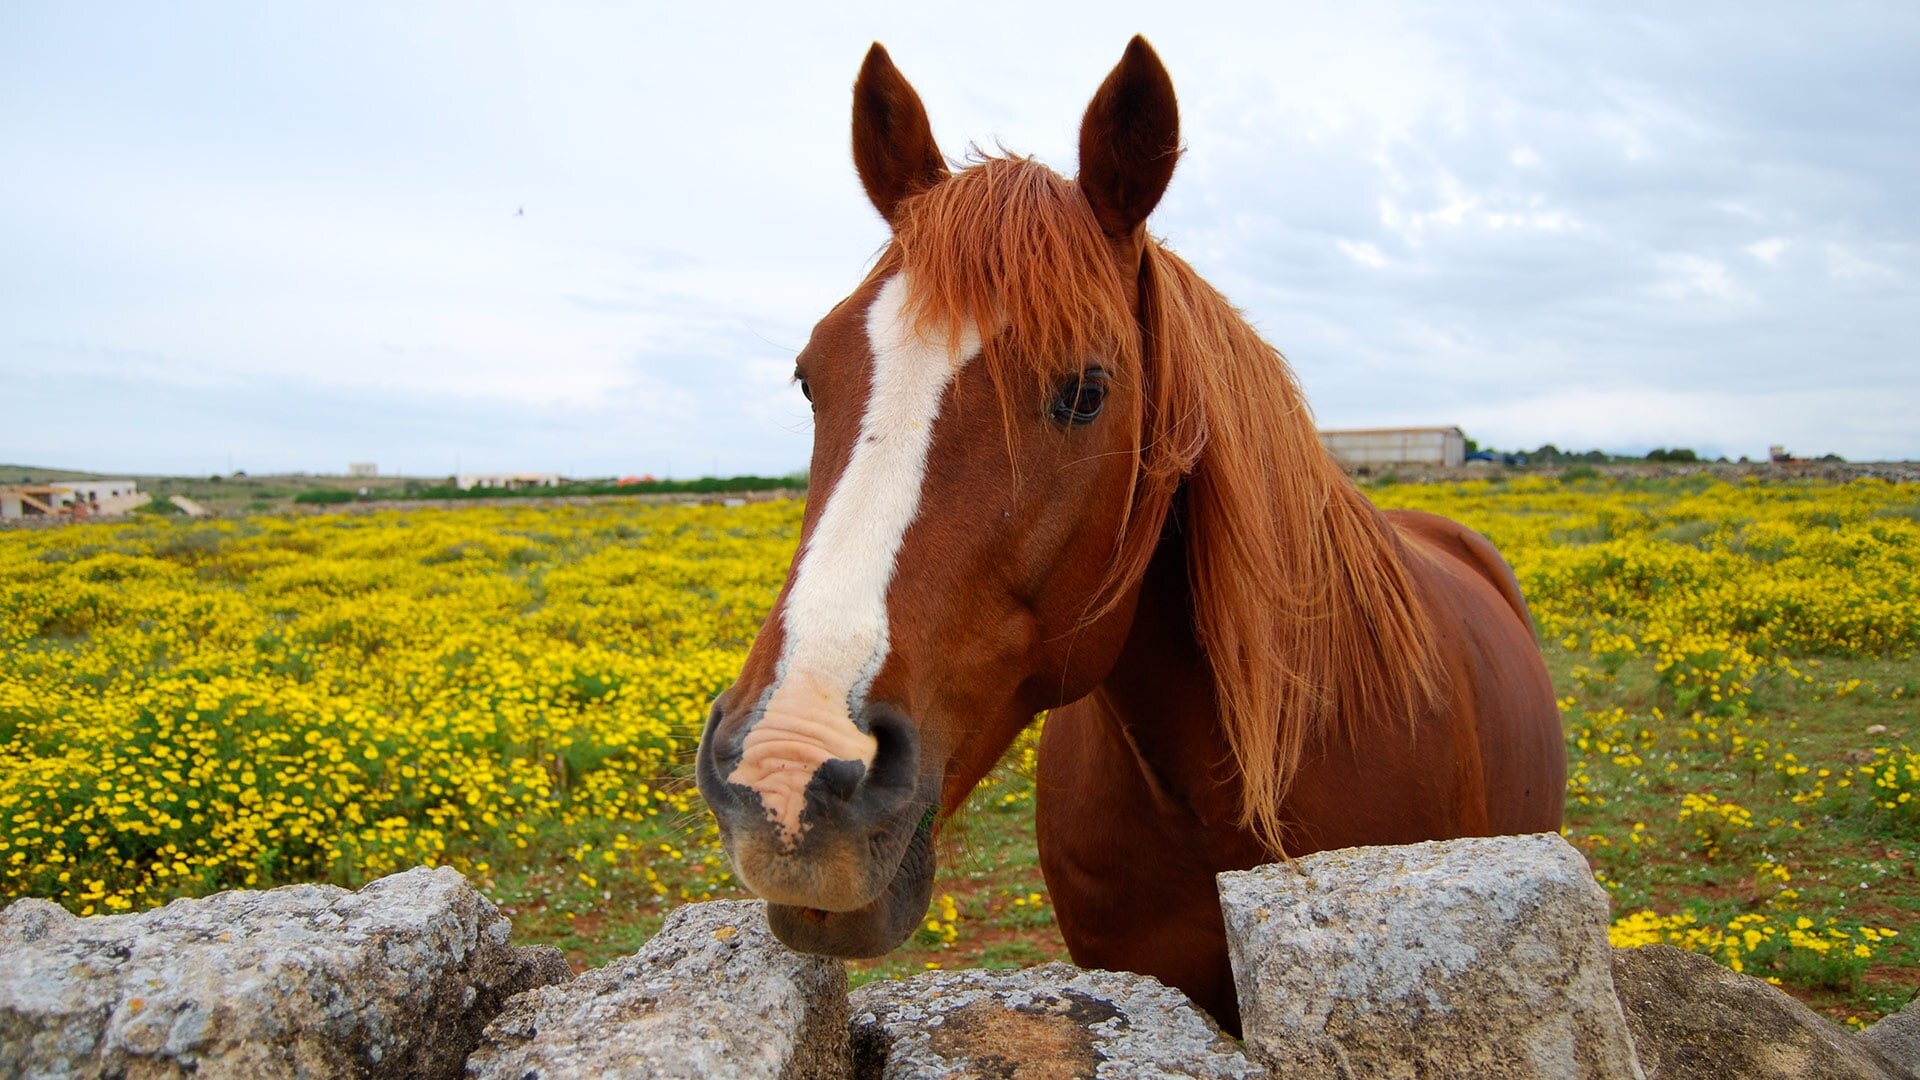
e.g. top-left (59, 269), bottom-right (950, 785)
top-left (1379, 177), bottom-right (1577, 243)
top-left (1746, 238), bottom-right (1789, 265)
top-left (1826, 243), bottom-right (1895, 280)
top-left (1337, 239), bottom-right (1391, 269)
top-left (1651, 254), bottom-right (1752, 305)
top-left (1484, 207), bottom-right (1578, 232)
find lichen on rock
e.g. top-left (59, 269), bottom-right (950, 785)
top-left (1218, 832), bottom-right (1643, 1079)
top-left (467, 898), bottom-right (849, 1079)
top-left (848, 963), bottom-right (1265, 1079)
top-left (0, 866), bottom-right (569, 1079)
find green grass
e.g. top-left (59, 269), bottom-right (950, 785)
top-left (1552, 647), bottom-right (1916, 1024)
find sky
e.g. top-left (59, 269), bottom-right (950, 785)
top-left (3, 2), bottom-right (1916, 477)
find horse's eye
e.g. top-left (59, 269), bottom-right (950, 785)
top-left (1049, 370), bottom-right (1108, 425)
top-left (799, 377), bottom-right (813, 406)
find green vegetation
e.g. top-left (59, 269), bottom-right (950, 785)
top-left (1644, 447), bottom-right (1701, 463)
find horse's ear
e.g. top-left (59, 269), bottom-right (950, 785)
top-left (1077, 36), bottom-right (1180, 239)
top-left (852, 43), bottom-right (948, 227)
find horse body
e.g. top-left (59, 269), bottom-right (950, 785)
top-left (1038, 507), bottom-right (1563, 1028)
top-left (694, 35), bottom-right (1566, 1035)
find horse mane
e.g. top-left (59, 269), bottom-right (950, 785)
top-left (886, 154), bottom-right (1448, 856)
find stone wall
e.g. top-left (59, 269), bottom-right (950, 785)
top-left (3, 835), bottom-right (1913, 1078)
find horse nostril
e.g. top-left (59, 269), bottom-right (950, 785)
top-left (701, 696), bottom-right (742, 764)
top-left (696, 694), bottom-right (747, 810)
top-left (860, 702), bottom-right (920, 802)
top-left (815, 757), bottom-right (867, 801)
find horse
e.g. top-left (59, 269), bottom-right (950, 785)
top-left (694, 36), bottom-right (1565, 1032)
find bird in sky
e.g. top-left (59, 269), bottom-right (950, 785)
top-left (514, 205), bottom-right (524, 217)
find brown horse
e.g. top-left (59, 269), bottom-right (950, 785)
top-left (695, 36), bottom-right (1565, 1031)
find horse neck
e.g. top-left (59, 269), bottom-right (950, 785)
top-left (1089, 497), bottom-right (1253, 834)
top-left (1091, 471), bottom-right (1426, 847)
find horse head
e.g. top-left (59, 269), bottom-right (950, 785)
top-left (694, 37), bottom-right (1180, 958)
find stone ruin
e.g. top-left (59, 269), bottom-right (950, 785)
top-left (1, 833), bottom-right (1913, 1078)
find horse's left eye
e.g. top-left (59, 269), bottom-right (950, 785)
top-left (1049, 370), bottom-right (1108, 425)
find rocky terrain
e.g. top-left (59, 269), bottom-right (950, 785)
top-left (3, 835), bottom-right (1914, 1078)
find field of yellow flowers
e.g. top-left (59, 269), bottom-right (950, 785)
top-left (2, 475), bottom-right (1917, 1021)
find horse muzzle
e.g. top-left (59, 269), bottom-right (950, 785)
top-left (695, 692), bottom-right (938, 956)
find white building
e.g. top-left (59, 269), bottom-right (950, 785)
top-left (1319, 427), bottom-right (1468, 470)
top-left (348, 463), bottom-right (379, 478)
top-left (62, 480), bottom-right (142, 506)
top-left (456, 472), bottom-right (563, 491)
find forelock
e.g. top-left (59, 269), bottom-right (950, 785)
top-left (886, 154), bottom-right (1138, 383)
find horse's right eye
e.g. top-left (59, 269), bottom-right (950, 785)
top-left (1049, 369), bottom-right (1109, 425)
top-left (799, 377), bottom-right (813, 406)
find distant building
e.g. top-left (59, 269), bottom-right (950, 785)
top-left (348, 463), bottom-right (378, 478)
top-left (0, 486), bottom-right (54, 520)
top-left (1319, 427), bottom-right (1468, 470)
top-left (62, 480), bottom-right (142, 506)
top-left (1, 480), bottom-right (145, 521)
top-left (456, 472), bottom-right (563, 491)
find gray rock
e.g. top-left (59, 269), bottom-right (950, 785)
top-left (1861, 998), bottom-right (1920, 1079)
top-left (847, 963), bottom-right (1265, 1079)
top-left (467, 899), bottom-right (848, 1079)
top-left (1613, 944), bottom-right (1909, 1079)
top-left (0, 866), bottom-right (570, 1079)
top-left (1218, 833), bottom-right (1642, 1079)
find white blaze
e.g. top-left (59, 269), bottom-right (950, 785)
top-left (728, 274), bottom-right (983, 844)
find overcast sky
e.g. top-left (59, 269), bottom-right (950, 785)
top-left (4, 2), bottom-right (1916, 477)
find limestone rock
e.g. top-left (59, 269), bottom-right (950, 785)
top-left (1860, 997), bottom-right (1920, 1079)
top-left (0, 866), bottom-right (570, 1079)
top-left (1218, 833), bottom-right (1641, 1079)
top-left (467, 899), bottom-right (848, 1079)
top-left (847, 963), bottom-right (1266, 1079)
top-left (1612, 944), bottom-right (1909, 1079)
